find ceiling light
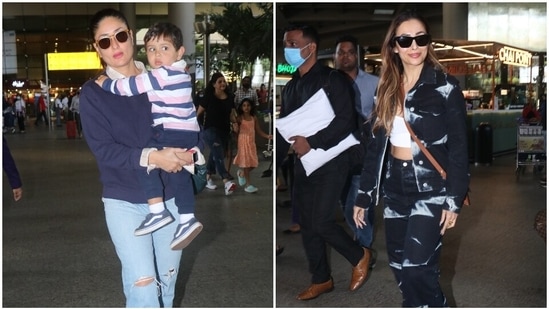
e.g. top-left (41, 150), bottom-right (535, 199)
top-left (374, 9), bottom-right (394, 15)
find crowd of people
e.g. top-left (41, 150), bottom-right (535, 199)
top-left (2, 6), bottom-right (546, 308)
top-left (2, 90), bottom-right (83, 137)
top-left (274, 9), bottom-right (509, 307)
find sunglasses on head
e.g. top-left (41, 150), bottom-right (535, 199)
top-left (96, 30), bottom-right (130, 49)
top-left (394, 34), bottom-right (431, 48)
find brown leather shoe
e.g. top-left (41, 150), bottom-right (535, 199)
top-left (296, 278), bottom-right (334, 300)
top-left (349, 247), bottom-right (371, 291)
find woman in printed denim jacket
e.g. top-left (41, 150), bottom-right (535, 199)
top-left (353, 10), bottom-right (470, 307)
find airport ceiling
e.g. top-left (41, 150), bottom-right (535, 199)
top-left (276, 3), bottom-right (444, 54)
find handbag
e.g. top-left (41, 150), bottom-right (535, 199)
top-left (404, 120), bottom-right (471, 206)
top-left (192, 163), bottom-right (207, 195)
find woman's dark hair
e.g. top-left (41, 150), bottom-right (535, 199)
top-left (204, 72), bottom-right (231, 98)
top-left (236, 98), bottom-right (256, 116)
top-left (89, 8), bottom-right (130, 39)
top-left (144, 22), bottom-right (184, 50)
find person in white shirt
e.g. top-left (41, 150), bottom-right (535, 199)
top-left (14, 95), bottom-right (26, 133)
top-left (54, 93), bottom-right (68, 127)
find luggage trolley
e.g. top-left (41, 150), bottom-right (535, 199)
top-left (262, 110), bottom-right (273, 159)
top-left (260, 110), bottom-right (273, 177)
top-left (515, 120), bottom-right (546, 181)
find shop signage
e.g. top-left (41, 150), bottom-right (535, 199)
top-left (498, 46), bottom-right (532, 67)
top-left (11, 80), bottom-right (25, 88)
top-left (5, 79), bottom-right (44, 90)
top-left (277, 63), bottom-right (297, 75)
top-left (445, 63), bottom-right (493, 76)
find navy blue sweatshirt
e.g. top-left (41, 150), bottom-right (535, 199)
top-left (80, 78), bottom-right (174, 204)
top-left (3, 136), bottom-right (22, 189)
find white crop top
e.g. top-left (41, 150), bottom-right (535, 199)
top-left (390, 116), bottom-right (411, 148)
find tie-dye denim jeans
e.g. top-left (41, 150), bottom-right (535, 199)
top-left (382, 156), bottom-right (448, 307)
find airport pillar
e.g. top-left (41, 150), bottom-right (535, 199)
top-left (442, 3), bottom-right (468, 40)
top-left (168, 3), bottom-right (198, 97)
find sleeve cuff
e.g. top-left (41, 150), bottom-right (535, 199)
top-left (140, 147), bottom-right (158, 173)
top-left (354, 192), bottom-right (369, 209)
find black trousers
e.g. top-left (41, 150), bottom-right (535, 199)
top-left (294, 150), bottom-right (364, 284)
top-left (16, 113), bottom-right (25, 131)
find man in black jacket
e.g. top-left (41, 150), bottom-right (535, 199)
top-left (276, 24), bottom-right (371, 300)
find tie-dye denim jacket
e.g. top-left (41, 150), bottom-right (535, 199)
top-left (355, 65), bottom-right (470, 214)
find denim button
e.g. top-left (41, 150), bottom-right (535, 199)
top-left (419, 160), bottom-right (423, 165)
top-left (402, 162), bottom-right (408, 167)
top-left (423, 183), bottom-right (429, 188)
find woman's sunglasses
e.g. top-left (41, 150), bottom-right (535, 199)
top-left (96, 30), bottom-right (130, 49)
top-left (394, 34), bottom-right (431, 48)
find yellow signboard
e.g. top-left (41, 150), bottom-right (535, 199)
top-left (47, 52), bottom-right (102, 71)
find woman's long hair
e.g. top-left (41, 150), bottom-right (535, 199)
top-left (374, 9), bottom-right (445, 134)
top-left (204, 72), bottom-right (230, 99)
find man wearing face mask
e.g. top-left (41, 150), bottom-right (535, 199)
top-left (276, 24), bottom-right (372, 301)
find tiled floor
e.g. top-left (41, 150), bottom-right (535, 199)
top-left (2, 120), bottom-right (546, 308)
top-left (2, 121), bottom-right (274, 307)
top-left (276, 153), bottom-right (547, 307)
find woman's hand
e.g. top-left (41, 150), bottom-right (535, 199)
top-left (231, 122), bottom-right (239, 133)
top-left (149, 147), bottom-right (193, 173)
top-left (12, 187), bottom-right (22, 201)
top-left (95, 75), bottom-right (107, 87)
top-left (440, 209), bottom-right (458, 235)
top-left (353, 206), bottom-right (367, 229)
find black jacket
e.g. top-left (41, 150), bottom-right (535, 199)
top-left (355, 65), bottom-right (470, 214)
top-left (276, 62), bottom-right (359, 166)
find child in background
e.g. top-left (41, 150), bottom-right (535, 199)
top-left (96, 22), bottom-right (203, 250)
top-left (232, 98), bottom-right (272, 193)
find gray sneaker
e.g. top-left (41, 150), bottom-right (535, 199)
top-left (170, 218), bottom-right (203, 250)
top-left (134, 209), bottom-right (174, 236)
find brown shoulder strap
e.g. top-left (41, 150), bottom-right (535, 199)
top-left (404, 120), bottom-right (447, 180)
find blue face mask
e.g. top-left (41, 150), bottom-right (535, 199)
top-left (284, 44), bottom-right (311, 69)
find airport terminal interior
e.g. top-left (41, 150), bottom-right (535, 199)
top-left (2, 2), bottom-right (547, 308)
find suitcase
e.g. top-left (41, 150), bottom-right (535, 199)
top-left (66, 120), bottom-right (77, 139)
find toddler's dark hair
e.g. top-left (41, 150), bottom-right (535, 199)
top-left (144, 22), bottom-right (183, 50)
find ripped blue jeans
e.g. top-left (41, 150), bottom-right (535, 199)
top-left (382, 157), bottom-right (448, 307)
top-left (103, 197), bottom-right (182, 307)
